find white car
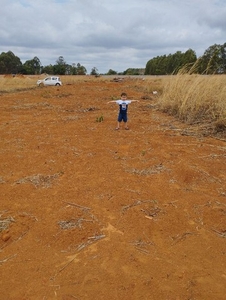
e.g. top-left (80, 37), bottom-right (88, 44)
top-left (37, 76), bottom-right (62, 86)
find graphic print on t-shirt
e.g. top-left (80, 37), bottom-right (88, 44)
top-left (121, 102), bottom-right (127, 110)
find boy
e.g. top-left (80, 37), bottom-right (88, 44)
top-left (108, 92), bottom-right (139, 130)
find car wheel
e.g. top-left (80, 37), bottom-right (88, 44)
top-left (55, 83), bottom-right (60, 86)
top-left (39, 82), bottom-right (44, 87)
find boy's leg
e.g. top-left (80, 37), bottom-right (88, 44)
top-left (123, 114), bottom-right (129, 129)
top-left (116, 121), bottom-right (120, 130)
top-left (116, 113), bottom-right (122, 129)
top-left (124, 122), bottom-right (129, 129)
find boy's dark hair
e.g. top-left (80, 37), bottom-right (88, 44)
top-left (121, 92), bottom-right (127, 97)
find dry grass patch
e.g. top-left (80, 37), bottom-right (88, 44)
top-left (0, 75), bottom-right (37, 93)
top-left (0, 212), bottom-right (15, 232)
top-left (158, 74), bottom-right (226, 135)
top-left (14, 172), bottom-right (63, 188)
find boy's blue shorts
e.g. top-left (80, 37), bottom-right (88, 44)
top-left (118, 113), bottom-right (127, 122)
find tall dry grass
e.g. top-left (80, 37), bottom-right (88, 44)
top-left (0, 75), bottom-right (38, 93)
top-left (158, 74), bottom-right (226, 133)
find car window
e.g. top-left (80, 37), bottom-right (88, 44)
top-left (45, 77), bottom-right (51, 81)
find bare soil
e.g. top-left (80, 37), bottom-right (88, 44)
top-left (0, 77), bottom-right (226, 300)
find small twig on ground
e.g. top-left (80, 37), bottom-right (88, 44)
top-left (121, 200), bottom-right (157, 214)
top-left (15, 230), bottom-right (29, 241)
top-left (51, 255), bottom-right (78, 281)
top-left (135, 247), bottom-right (150, 254)
top-left (76, 234), bottom-right (106, 251)
top-left (216, 201), bottom-right (226, 207)
top-left (194, 201), bottom-right (212, 208)
top-left (130, 238), bottom-right (154, 255)
top-left (51, 234), bottom-right (105, 280)
top-left (218, 191), bottom-right (226, 197)
top-left (19, 211), bottom-right (38, 221)
top-left (141, 208), bottom-right (161, 218)
top-left (211, 228), bottom-right (226, 238)
top-left (61, 200), bottom-right (91, 211)
top-left (127, 163), bottom-right (168, 176)
top-left (163, 200), bottom-right (178, 208)
top-left (170, 232), bottom-right (194, 245)
top-left (88, 234), bottom-right (105, 240)
top-left (0, 254), bottom-right (17, 265)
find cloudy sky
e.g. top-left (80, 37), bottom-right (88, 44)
top-left (1, 0), bottom-right (226, 73)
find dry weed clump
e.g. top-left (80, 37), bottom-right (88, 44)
top-left (0, 212), bottom-right (15, 232)
top-left (0, 75), bottom-right (36, 93)
top-left (14, 172), bottom-right (63, 188)
top-left (158, 74), bottom-right (226, 133)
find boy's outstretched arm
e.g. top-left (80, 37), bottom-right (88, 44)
top-left (107, 100), bottom-right (116, 103)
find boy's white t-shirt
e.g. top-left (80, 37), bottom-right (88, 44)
top-left (116, 100), bottom-right (131, 111)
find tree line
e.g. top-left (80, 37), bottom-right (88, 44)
top-left (0, 42), bottom-right (225, 76)
top-left (145, 43), bottom-right (226, 75)
top-left (0, 53), bottom-right (88, 76)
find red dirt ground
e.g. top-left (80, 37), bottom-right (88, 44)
top-left (0, 77), bottom-right (226, 300)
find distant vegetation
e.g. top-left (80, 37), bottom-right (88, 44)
top-left (0, 53), bottom-right (87, 76)
top-left (145, 44), bottom-right (226, 75)
top-left (0, 42), bottom-right (225, 75)
top-left (145, 49), bottom-right (197, 75)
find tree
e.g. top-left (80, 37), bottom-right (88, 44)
top-left (71, 63), bottom-right (78, 75)
top-left (54, 56), bottom-right (67, 75)
top-left (123, 68), bottom-right (142, 75)
top-left (42, 64), bottom-right (54, 74)
top-left (220, 42), bottom-right (226, 73)
top-left (22, 56), bottom-right (42, 74)
top-left (145, 49), bottom-right (197, 75)
top-left (0, 51), bottom-right (22, 74)
top-left (197, 43), bottom-right (226, 74)
top-left (107, 69), bottom-right (117, 75)
top-left (182, 49), bottom-right (197, 65)
top-left (76, 63), bottom-right (87, 75)
top-left (90, 67), bottom-right (98, 76)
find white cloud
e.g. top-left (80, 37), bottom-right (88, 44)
top-left (1, 0), bottom-right (225, 73)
